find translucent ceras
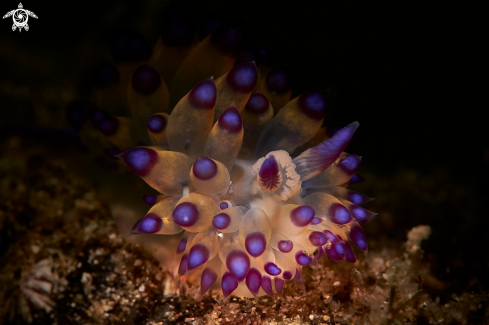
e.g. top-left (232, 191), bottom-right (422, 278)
top-left (115, 24), bottom-right (375, 299)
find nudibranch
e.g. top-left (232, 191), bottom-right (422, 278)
top-left (70, 18), bottom-right (376, 298)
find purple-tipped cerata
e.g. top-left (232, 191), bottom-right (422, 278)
top-left (264, 262), bottom-right (281, 276)
top-left (245, 268), bottom-right (261, 296)
top-left (295, 250), bottom-right (312, 266)
top-left (344, 241), bottom-right (357, 263)
top-left (218, 106), bottom-right (242, 133)
top-left (226, 250), bottom-right (250, 281)
top-left (188, 79), bottom-right (216, 109)
top-left (330, 203), bottom-right (353, 225)
top-left (132, 65), bottom-right (161, 96)
top-left (338, 154), bottom-right (361, 175)
top-left (261, 275), bottom-right (273, 297)
top-left (265, 67), bottom-right (291, 93)
top-left (178, 254), bottom-right (188, 276)
top-left (275, 278), bottom-right (284, 296)
top-left (172, 202), bottom-right (199, 227)
top-left (259, 155), bottom-right (281, 191)
top-left (245, 93), bottom-right (269, 114)
top-left (297, 91), bottom-right (329, 121)
top-left (283, 270), bottom-right (293, 280)
top-left (293, 121), bottom-right (359, 181)
top-left (200, 267), bottom-right (218, 296)
top-left (97, 117), bottom-right (119, 136)
top-left (131, 214), bottom-right (162, 234)
top-left (350, 205), bottom-right (376, 223)
top-left (187, 244), bottom-right (210, 271)
top-left (176, 237), bottom-right (187, 254)
top-left (119, 147), bottom-right (158, 177)
top-left (193, 157), bottom-right (217, 180)
top-left (290, 206), bottom-right (315, 227)
top-left (245, 233), bottom-right (267, 257)
top-left (142, 194), bottom-right (157, 206)
top-left (347, 190), bottom-right (372, 206)
top-left (221, 272), bottom-right (238, 298)
top-left (219, 201), bottom-right (229, 210)
top-left (311, 217), bottom-right (322, 225)
top-left (278, 240), bottom-right (293, 253)
top-left (349, 224), bottom-right (368, 251)
top-left (212, 213), bottom-right (231, 230)
top-left (226, 62), bottom-right (257, 93)
top-left (309, 231), bottom-right (328, 247)
top-left (147, 114), bottom-right (167, 133)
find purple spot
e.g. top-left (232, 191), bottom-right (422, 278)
top-left (147, 114), bottom-right (167, 133)
top-left (338, 154), bottom-right (361, 175)
top-left (347, 191), bottom-right (371, 206)
top-left (315, 247), bottom-right (324, 260)
top-left (218, 106), bottom-right (242, 133)
top-left (323, 230), bottom-right (341, 244)
top-left (295, 251), bottom-right (312, 266)
top-left (344, 241), bottom-right (357, 263)
top-left (176, 237), bottom-right (187, 254)
top-left (349, 174), bottom-right (365, 184)
top-left (226, 250), bottom-right (250, 281)
top-left (283, 270), bottom-right (293, 280)
top-left (200, 267), bottom-right (218, 296)
top-left (330, 203), bottom-right (352, 225)
top-left (210, 24), bottom-right (244, 56)
top-left (245, 93), bottom-right (269, 115)
top-left (278, 240), bottom-right (293, 253)
top-left (212, 213), bottom-right (231, 230)
top-left (245, 268), bottom-right (261, 296)
top-left (290, 206), bottom-right (315, 227)
top-left (264, 262), bottom-right (281, 276)
top-left (333, 242), bottom-right (345, 258)
top-left (172, 202), bottom-right (199, 227)
top-left (349, 225), bottom-right (368, 251)
top-left (297, 91), bottom-right (328, 121)
top-left (274, 278), bottom-right (284, 297)
top-left (309, 231), bottom-right (328, 247)
top-left (324, 245), bottom-right (341, 261)
top-left (245, 232), bottom-right (267, 257)
top-left (221, 272), bottom-right (239, 298)
top-left (350, 205), bottom-right (376, 223)
top-left (97, 117), bottom-right (119, 136)
top-left (132, 213), bottom-right (162, 234)
top-left (311, 217), bottom-right (322, 225)
top-left (226, 62), bottom-right (257, 93)
top-left (188, 79), bottom-right (216, 109)
top-left (178, 254), bottom-right (188, 275)
top-left (265, 67), bottom-right (291, 93)
top-left (120, 147), bottom-right (158, 177)
top-left (192, 157), bottom-right (217, 180)
top-left (259, 155), bottom-right (280, 191)
top-left (261, 275), bottom-right (274, 297)
top-left (187, 244), bottom-right (210, 271)
top-left (142, 194), bottom-right (157, 206)
top-left (161, 12), bottom-right (195, 48)
top-left (132, 65), bottom-right (161, 95)
top-left (219, 201), bottom-right (229, 210)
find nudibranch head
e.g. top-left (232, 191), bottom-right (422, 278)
top-left (83, 23), bottom-right (376, 299)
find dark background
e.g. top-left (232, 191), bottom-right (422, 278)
top-left (1, 0), bottom-right (486, 292)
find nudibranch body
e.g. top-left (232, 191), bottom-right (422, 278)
top-left (119, 67), bottom-right (374, 298)
top-left (76, 20), bottom-right (375, 298)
